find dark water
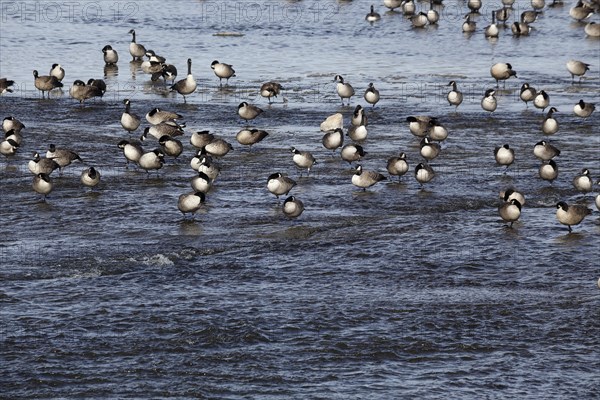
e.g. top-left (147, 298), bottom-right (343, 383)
top-left (1, 0), bottom-right (599, 398)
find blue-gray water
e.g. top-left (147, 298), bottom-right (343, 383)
top-left (1, 0), bottom-right (599, 398)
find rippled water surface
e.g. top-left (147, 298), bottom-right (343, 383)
top-left (1, 0), bottom-right (599, 398)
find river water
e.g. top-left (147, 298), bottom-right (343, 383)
top-left (1, 0), bottom-right (599, 398)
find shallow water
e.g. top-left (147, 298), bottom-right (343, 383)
top-left (1, 0), bottom-right (599, 398)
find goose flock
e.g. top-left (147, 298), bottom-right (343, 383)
top-left (0, 0), bottom-right (599, 234)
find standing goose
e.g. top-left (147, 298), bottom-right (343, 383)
top-left (87, 78), bottom-right (106, 96)
top-left (573, 99), bottom-right (595, 118)
top-left (481, 89), bottom-right (497, 113)
top-left (128, 29), bottom-right (146, 61)
top-left (572, 168), bottom-right (593, 193)
top-left (69, 80), bottom-right (103, 104)
top-left (366, 5), bottom-right (381, 22)
top-left (556, 202), bottom-right (591, 232)
top-left (291, 147), bottom-right (317, 176)
top-left (267, 173), bottom-right (297, 200)
top-left (427, 1), bottom-right (439, 24)
top-left (121, 99), bottom-right (141, 133)
top-left (0, 137), bottom-right (19, 157)
top-left (28, 152), bottom-right (60, 175)
top-left (195, 156), bottom-right (220, 181)
top-left (117, 140), bottom-right (143, 167)
top-left (384, 0), bottom-right (403, 11)
top-left (322, 128), bottom-right (344, 154)
top-left (351, 105), bottom-right (368, 127)
top-left (402, 0), bottom-right (416, 15)
top-left (50, 64), bottom-right (65, 82)
top-left (539, 160), bottom-right (558, 183)
top-left (32, 173), bottom-right (53, 199)
top-left (102, 45), bottom-right (118, 65)
top-left (495, 7), bottom-right (512, 25)
top-left (420, 137), bottom-right (441, 161)
top-left (596, 181), bottom-right (600, 211)
top-left (468, 0), bottom-right (482, 12)
top-left (462, 14), bottom-right (477, 33)
top-left (520, 83), bottom-right (536, 108)
top-left (159, 135), bottom-right (183, 158)
top-left (415, 163), bottom-right (435, 187)
top-left (341, 143), bottom-right (366, 164)
top-left (4, 129), bottom-right (22, 146)
top-left (447, 81), bottom-right (463, 110)
top-left (142, 121), bottom-right (185, 140)
top-left (0, 78), bottom-right (15, 94)
top-left (190, 131), bottom-right (215, 149)
top-left (155, 64), bottom-right (177, 85)
top-left (334, 75), bottom-right (355, 106)
top-left (352, 165), bottom-right (386, 190)
top-left (542, 107), bottom-right (559, 135)
top-left (46, 144), bottom-right (82, 172)
top-left (238, 102), bottom-right (263, 122)
top-left (410, 12), bottom-right (429, 28)
top-left (406, 116), bottom-right (433, 137)
top-left (3, 116), bottom-right (25, 133)
top-left (363, 83), bottom-right (380, 107)
top-left (569, 0), bottom-right (593, 21)
top-left (429, 120), bottom-right (448, 142)
top-left (260, 82), bottom-right (284, 103)
top-left (171, 58), bottom-right (196, 102)
top-left (210, 60), bottom-right (236, 85)
top-left (204, 137), bottom-right (233, 158)
top-left (138, 149), bottom-right (165, 173)
top-left (146, 108), bottom-right (182, 125)
top-left (282, 196), bottom-right (305, 218)
top-left (566, 60), bottom-right (590, 83)
top-left (80, 167), bottom-right (101, 188)
top-left (484, 11), bottom-right (499, 38)
top-left (178, 192), bottom-right (205, 218)
top-left (236, 128), bottom-right (269, 147)
top-left (490, 63), bottom-right (517, 87)
top-left (512, 21), bottom-right (531, 36)
top-left (584, 21), bottom-right (600, 37)
top-left (191, 171), bottom-right (212, 194)
top-left (501, 188), bottom-right (526, 206)
top-left (498, 199), bottom-right (522, 228)
top-left (533, 140), bottom-right (560, 161)
top-left (533, 90), bottom-right (550, 111)
top-left (494, 144), bottom-right (515, 169)
top-left (33, 70), bottom-right (63, 98)
top-left (521, 10), bottom-right (539, 23)
top-left (387, 152), bottom-right (409, 181)
top-left (347, 124), bottom-right (368, 142)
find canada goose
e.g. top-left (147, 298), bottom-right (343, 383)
top-left (28, 152), bottom-right (60, 175)
top-left (420, 137), bottom-right (441, 161)
top-left (542, 107), bottom-right (559, 135)
top-left (3, 129), bottom-right (21, 146)
top-left (531, 0), bottom-right (545, 10)
top-left (462, 14), bottom-right (477, 32)
top-left (341, 143), bottom-right (366, 164)
top-left (347, 124), bottom-right (368, 142)
top-left (69, 80), bottom-right (103, 104)
top-left (322, 128), bottom-right (344, 153)
top-left (128, 29), bottom-right (146, 60)
top-left (50, 64), bottom-right (65, 82)
top-left (427, 1), bottom-right (439, 23)
top-left (521, 10), bottom-right (539, 23)
top-left (170, 58), bottom-right (196, 102)
top-left (138, 149), bottom-right (165, 173)
top-left (267, 173), bottom-right (297, 199)
top-left (407, 116), bottom-right (435, 137)
top-left (191, 171), bottom-right (212, 194)
top-left (512, 21), bottom-right (530, 36)
top-left (158, 135), bottom-right (183, 158)
top-left (80, 167), bottom-right (101, 188)
top-left (236, 128), bottom-right (269, 147)
top-left (178, 192), bottom-right (205, 218)
top-left (567, 60), bottom-right (590, 83)
top-left (520, 83), bottom-right (536, 107)
top-left (495, 7), bottom-right (511, 25)
top-left (352, 165), bottom-right (386, 190)
top-left (387, 152), bottom-right (409, 181)
top-left (190, 131), bottom-right (215, 149)
top-left (481, 89), bottom-right (497, 113)
top-left (572, 168), bottom-right (593, 193)
top-left (556, 201), bottom-right (591, 232)
top-left (411, 12), bottom-right (429, 28)
top-left (468, 0), bottom-right (482, 12)
top-left (121, 99), bottom-right (141, 133)
top-left (498, 199), bottom-right (522, 228)
top-left (429, 120), bottom-right (448, 142)
top-left (366, 5), bottom-right (381, 22)
top-left (204, 138), bottom-right (233, 157)
top-left (573, 99), bottom-right (595, 118)
top-left (238, 102), bottom-right (263, 122)
top-left (569, 0), bottom-right (593, 20)
top-left (539, 160), bottom-right (558, 183)
top-left (33, 173), bottom-right (53, 199)
top-left (584, 22), bottom-right (600, 37)
top-left (117, 140), bottom-right (143, 167)
top-left (494, 144), bottom-right (514, 168)
top-left (154, 64), bottom-right (177, 85)
top-left (193, 155), bottom-right (220, 181)
top-left (260, 82), bottom-right (284, 103)
top-left (334, 75), bottom-right (355, 105)
top-left (363, 83), bottom-right (380, 107)
top-left (0, 137), bottom-right (18, 157)
top-left (33, 70), bottom-right (63, 98)
top-left (2, 116), bottom-right (25, 133)
top-left (141, 56), bottom-right (163, 75)
top-left (282, 196), bottom-right (304, 218)
top-left (533, 90), bottom-right (550, 111)
top-left (415, 162), bottom-right (435, 187)
top-left (291, 147), bottom-right (317, 176)
top-left (503, 0), bottom-right (516, 7)
top-left (142, 121), bottom-right (185, 140)
top-left (351, 105), bottom-right (368, 127)
top-left (501, 188), bottom-right (526, 206)
top-left (490, 63), bottom-right (517, 87)
top-left (87, 78), bottom-right (106, 95)
top-left (402, 0), bottom-right (416, 15)
top-left (146, 108), bottom-right (182, 125)
top-left (320, 113), bottom-right (343, 132)
top-left (384, 0), bottom-right (402, 11)
top-left (484, 11), bottom-right (499, 38)
top-left (46, 144), bottom-right (82, 171)
top-left (102, 45), bottom-right (118, 65)
top-left (533, 140), bottom-right (560, 161)
top-left (0, 78), bottom-right (15, 94)
top-left (210, 60), bottom-right (236, 85)
top-left (447, 81), bottom-right (463, 110)
top-left (595, 181), bottom-right (600, 211)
